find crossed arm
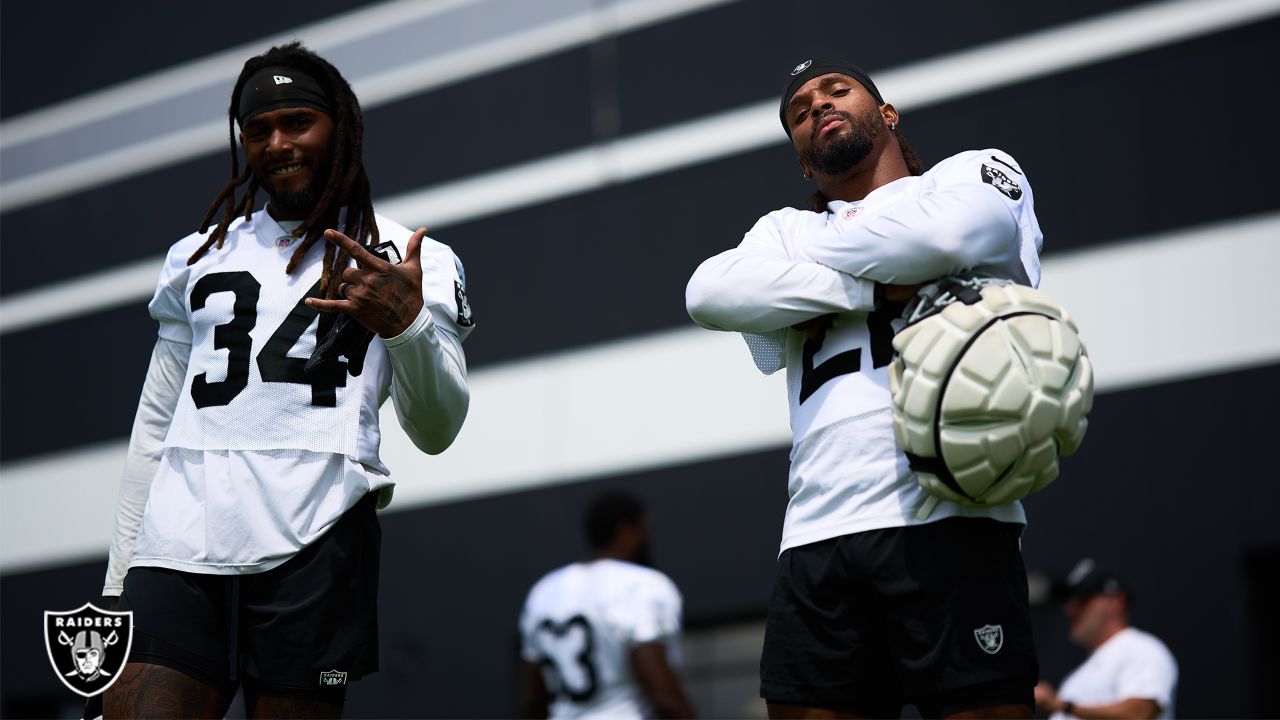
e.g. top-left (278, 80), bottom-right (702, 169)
top-left (687, 173), bottom-right (1024, 336)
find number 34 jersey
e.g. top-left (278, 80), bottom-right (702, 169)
top-left (131, 209), bottom-right (471, 575)
top-left (520, 560), bottom-right (683, 719)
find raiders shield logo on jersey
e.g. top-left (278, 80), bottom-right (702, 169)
top-left (980, 164), bottom-right (1023, 200)
top-left (973, 624), bottom-right (1004, 654)
top-left (44, 603), bottom-right (133, 697)
top-left (454, 280), bottom-right (474, 327)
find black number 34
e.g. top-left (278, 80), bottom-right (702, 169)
top-left (189, 271), bottom-right (347, 409)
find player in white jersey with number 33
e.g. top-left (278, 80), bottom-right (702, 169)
top-left (100, 43), bottom-right (473, 719)
top-left (687, 59), bottom-right (1045, 718)
top-left (519, 492), bottom-right (695, 719)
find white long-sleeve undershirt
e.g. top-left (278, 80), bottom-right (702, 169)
top-left (103, 306), bottom-right (469, 596)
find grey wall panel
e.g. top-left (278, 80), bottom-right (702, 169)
top-left (0, 154), bottom-right (227, 296)
top-left (0, 305), bottom-right (155, 461)
top-left (902, 17), bottom-right (1280, 252)
top-left (608, 0), bottom-right (1156, 136)
top-left (4, 17), bottom-right (1275, 298)
top-left (361, 46), bottom-right (598, 190)
top-left (0, 0), bottom-right (385, 119)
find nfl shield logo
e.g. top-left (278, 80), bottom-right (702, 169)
top-left (973, 624), bottom-right (1004, 654)
top-left (44, 603), bottom-right (133, 698)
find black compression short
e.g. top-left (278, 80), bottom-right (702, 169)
top-left (760, 517), bottom-right (1038, 717)
top-left (118, 492), bottom-right (381, 694)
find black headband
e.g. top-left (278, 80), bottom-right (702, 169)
top-left (779, 59), bottom-right (883, 136)
top-left (238, 66), bottom-right (333, 126)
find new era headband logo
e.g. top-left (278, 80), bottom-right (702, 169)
top-left (273, 75), bottom-right (293, 85)
top-left (791, 60), bottom-right (813, 76)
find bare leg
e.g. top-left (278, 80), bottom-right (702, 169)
top-left (103, 662), bottom-right (233, 719)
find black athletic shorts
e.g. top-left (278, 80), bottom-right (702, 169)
top-left (118, 492), bottom-right (381, 695)
top-left (760, 517), bottom-right (1038, 717)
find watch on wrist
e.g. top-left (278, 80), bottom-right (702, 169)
top-left (1062, 700), bottom-right (1076, 715)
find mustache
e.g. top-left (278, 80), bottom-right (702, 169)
top-left (811, 110), bottom-right (852, 142)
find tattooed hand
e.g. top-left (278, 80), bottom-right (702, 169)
top-left (306, 227), bottom-right (427, 338)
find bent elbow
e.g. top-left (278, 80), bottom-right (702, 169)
top-left (412, 396), bottom-right (469, 455)
top-left (685, 269), bottom-right (738, 331)
top-left (418, 429), bottom-right (458, 456)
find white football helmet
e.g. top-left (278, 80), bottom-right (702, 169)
top-left (889, 276), bottom-right (1093, 508)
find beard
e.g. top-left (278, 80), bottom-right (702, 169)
top-left (267, 180), bottom-right (323, 218)
top-left (802, 107), bottom-right (884, 177)
top-left (258, 164), bottom-right (331, 218)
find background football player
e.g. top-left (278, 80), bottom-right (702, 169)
top-left (518, 491), bottom-right (695, 719)
top-left (686, 59), bottom-right (1045, 718)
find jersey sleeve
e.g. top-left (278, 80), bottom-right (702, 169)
top-left (147, 241), bottom-right (196, 343)
top-left (604, 573), bottom-right (683, 646)
top-left (382, 239), bottom-right (472, 455)
top-left (686, 209), bottom-right (875, 333)
top-left (794, 150), bottom-right (1030, 283)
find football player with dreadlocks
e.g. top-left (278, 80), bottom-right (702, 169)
top-left (687, 60), bottom-right (1045, 718)
top-left (99, 42), bottom-right (473, 718)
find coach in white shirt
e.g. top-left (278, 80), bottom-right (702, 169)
top-left (1036, 559), bottom-right (1178, 719)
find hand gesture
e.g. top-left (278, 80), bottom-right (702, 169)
top-left (306, 227), bottom-right (427, 338)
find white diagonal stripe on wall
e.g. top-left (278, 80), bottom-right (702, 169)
top-left (0, 0), bottom-right (741, 212)
top-left (3, 212), bottom-right (1278, 573)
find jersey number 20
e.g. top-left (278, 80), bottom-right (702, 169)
top-left (799, 310), bottom-right (896, 404)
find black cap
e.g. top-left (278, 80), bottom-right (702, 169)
top-left (1053, 558), bottom-right (1130, 604)
top-left (779, 58), bottom-right (883, 137)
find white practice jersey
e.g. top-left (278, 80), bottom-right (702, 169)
top-left (1053, 627), bottom-right (1179, 719)
top-left (106, 209), bottom-right (471, 584)
top-left (520, 560), bottom-right (683, 719)
top-left (687, 149), bottom-right (1042, 553)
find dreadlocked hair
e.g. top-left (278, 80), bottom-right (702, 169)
top-left (808, 125), bottom-right (926, 212)
top-left (190, 41), bottom-right (378, 300)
